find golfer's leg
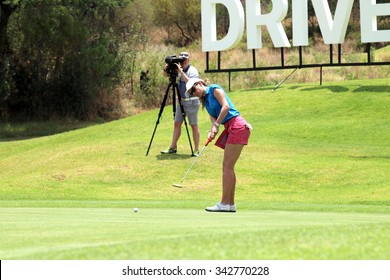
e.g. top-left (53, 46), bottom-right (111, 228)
top-left (221, 144), bottom-right (244, 205)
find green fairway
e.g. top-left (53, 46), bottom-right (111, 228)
top-left (1, 205), bottom-right (390, 260)
top-left (1, 78), bottom-right (390, 259)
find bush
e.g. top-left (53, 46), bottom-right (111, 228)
top-left (1, 1), bottom-right (129, 121)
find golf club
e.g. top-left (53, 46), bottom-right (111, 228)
top-left (172, 138), bottom-right (211, 188)
top-left (272, 67), bottom-right (299, 92)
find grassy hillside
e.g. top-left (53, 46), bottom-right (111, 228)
top-left (1, 78), bottom-right (390, 260)
top-left (1, 78), bottom-right (390, 209)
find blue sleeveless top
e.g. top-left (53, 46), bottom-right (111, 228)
top-left (205, 84), bottom-right (240, 124)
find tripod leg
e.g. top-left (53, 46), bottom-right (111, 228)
top-left (174, 84), bottom-right (194, 156)
top-left (172, 88), bottom-right (176, 120)
top-left (145, 84), bottom-right (171, 156)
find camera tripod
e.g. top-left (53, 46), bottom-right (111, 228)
top-left (145, 73), bottom-right (194, 156)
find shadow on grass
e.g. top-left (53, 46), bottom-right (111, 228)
top-left (237, 86), bottom-right (274, 93)
top-left (353, 86), bottom-right (390, 93)
top-left (155, 154), bottom-right (194, 161)
top-left (299, 85), bottom-right (350, 93)
top-left (0, 121), bottom-right (101, 142)
top-left (350, 155), bottom-right (390, 160)
top-left (298, 85), bottom-right (390, 94)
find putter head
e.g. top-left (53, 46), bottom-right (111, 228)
top-left (172, 183), bottom-right (184, 188)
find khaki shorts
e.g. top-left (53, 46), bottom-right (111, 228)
top-left (174, 99), bottom-right (200, 126)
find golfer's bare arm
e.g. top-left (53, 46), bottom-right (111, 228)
top-left (214, 88), bottom-right (230, 124)
top-left (209, 88), bottom-right (230, 139)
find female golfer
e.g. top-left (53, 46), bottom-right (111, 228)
top-left (186, 78), bottom-right (252, 212)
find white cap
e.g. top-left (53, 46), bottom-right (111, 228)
top-left (186, 78), bottom-right (203, 92)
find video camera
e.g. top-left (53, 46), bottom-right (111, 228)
top-left (165, 55), bottom-right (184, 76)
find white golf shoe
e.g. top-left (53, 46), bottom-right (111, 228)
top-left (205, 202), bottom-right (236, 213)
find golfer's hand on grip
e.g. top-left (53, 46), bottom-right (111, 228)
top-left (208, 123), bottom-right (219, 140)
top-left (208, 131), bottom-right (217, 142)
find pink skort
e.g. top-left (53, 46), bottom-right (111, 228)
top-left (215, 115), bottom-right (251, 150)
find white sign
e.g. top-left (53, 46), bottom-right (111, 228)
top-left (202, 0), bottom-right (390, 52)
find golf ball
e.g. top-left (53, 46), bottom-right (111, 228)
top-left (133, 207), bottom-right (138, 213)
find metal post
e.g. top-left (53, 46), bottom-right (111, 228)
top-left (338, 44), bottom-right (342, 64)
top-left (252, 49), bottom-right (256, 68)
top-left (218, 51), bottom-right (221, 70)
top-left (206, 52), bottom-right (209, 71)
top-left (228, 72), bottom-right (231, 92)
top-left (330, 44), bottom-right (333, 64)
top-left (299, 46), bottom-right (303, 66)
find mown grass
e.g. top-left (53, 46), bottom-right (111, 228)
top-left (1, 78), bottom-right (390, 259)
top-left (1, 208), bottom-right (390, 259)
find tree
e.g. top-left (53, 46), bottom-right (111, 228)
top-left (152, 0), bottom-right (201, 46)
top-left (0, 0), bottom-right (18, 56)
top-left (1, 0), bottom-right (136, 120)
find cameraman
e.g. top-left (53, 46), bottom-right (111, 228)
top-left (161, 51), bottom-right (200, 156)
